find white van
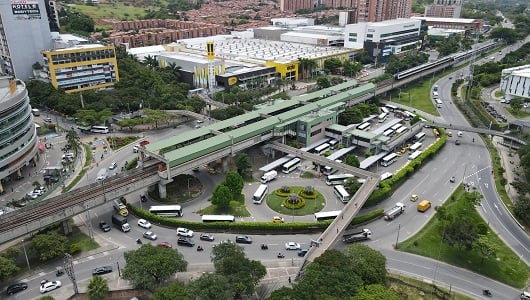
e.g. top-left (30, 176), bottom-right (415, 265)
top-left (521, 291), bottom-right (530, 300)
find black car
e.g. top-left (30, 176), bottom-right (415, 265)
top-left (140, 194), bottom-right (147, 202)
top-left (99, 221), bottom-right (111, 232)
top-left (235, 235), bottom-right (252, 244)
top-left (92, 266), bottom-right (113, 276)
top-left (298, 249), bottom-right (308, 257)
top-left (6, 282), bottom-right (28, 295)
top-left (177, 237), bottom-right (195, 247)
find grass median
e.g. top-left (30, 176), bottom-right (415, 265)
top-left (398, 185), bottom-right (530, 288)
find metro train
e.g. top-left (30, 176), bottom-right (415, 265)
top-left (394, 42), bottom-right (497, 80)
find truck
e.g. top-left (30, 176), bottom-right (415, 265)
top-left (384, 202), bottom-right (405, 221)
top-left (260, 170), bottom-right (277, 183)
top-left (96, 168), bottom-right (107, 181)
top-left (342, 229), bottom-right (372, 243)
top-left (111, 214), bottom-right (130, 232)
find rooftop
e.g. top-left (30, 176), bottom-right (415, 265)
top-left (412, 16), bottom-right (478, 23)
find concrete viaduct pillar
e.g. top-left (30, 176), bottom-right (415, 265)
top-left (222, 157), bottom-right (229, 174)
top-left (62, 219), bottom-right (72, 235)
top-left (158, 182), bottom-right (167, 199)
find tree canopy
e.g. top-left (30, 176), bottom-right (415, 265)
top-left (211, 184), bottom-right (232, 209)
top-left (32, 231), bottom-right (68, 262)
top-left (122, 244), bottom-right (188, 291)
top-left (224, 172), bottom-right (244, 197)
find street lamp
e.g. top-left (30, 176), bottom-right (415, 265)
top-left (187, 178), bottom-right (191, 198)
top-left (21, 239), bottom-right (30, 270)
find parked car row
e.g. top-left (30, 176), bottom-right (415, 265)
top-left (481, 101), bottom-right (507, 123)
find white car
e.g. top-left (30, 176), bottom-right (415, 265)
top-left (40, 281), bottom-right (61, 293)
top-left (26, 192), bottom-right (39, 199)
top-left (176, 227), bottom-right (194, 237)
top-left (108, 162), bottom-right (117, 170)
top-left (34, 187), bottom-right (46, 195)
top-left (143, 231), bottom-right (158, 240)
top-left (457, 131), bottom-right (463, 137)
top-left (133, 145), bottom-right (140, 153)
top-left (285, 242), bottom-right (301, 250)
top-left (137, 219), bottom-right (152, 229)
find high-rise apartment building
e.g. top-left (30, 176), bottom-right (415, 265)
top-left (0, 0), bottom-right (54, 81)
top-left (425, 0), bottom-right (463, 18)
top-left (280, 0), bottom-right (314, 12)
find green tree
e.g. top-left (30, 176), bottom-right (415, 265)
top-left (38, 296), bottom-right (55, 300)
top-left (87, 275), bottom-right (109, 300)
top-left (32, 232), bottom-right (68, 262)
top-left (510, 97), bottom-right (524, 113)
top-left (211, 242), bottom-right (266, 298)
top-left (489, 27), bottom-right (518, 44)
top-left (316, 77), bottom-right (330, 89)
top-left (122, 244), bottom-right (188, 291)
top-left (65, 129), bottom-right (80, 156)
top-left (224, 172), bottom-right (244, 197)
top-left (235, 153), bottom-right (252, 175)
top-left (343, 178), bottom-right (362, 195)
top-left (514, 197), bottom-right (530, 226)
top-left (351, 284), bottom-right (401, 300)
top-left (211, 184), bottom-right (232, 209)
top-left (344, 154), bottom-right (360, 168)
top-left (151, 280), bottom-right (189, 300)
top-left (144, 109), bottom-right (172, 128)
top-left (188, 273), bottom-right (232, 300)
top-left (323, 58), bottom-right (342, 74)
top-left (343, 60), bottom-right (363, 78)
top-left (268, 286), bottom-right (297, 299)
top-left (344, 244), bottom-right (387, 286)
top-left (442, 217), bottom-right (479, 251)
top-left (0, 256), bottom-right (19, 280)
top-left (475, 236), bottom-right (497, 263)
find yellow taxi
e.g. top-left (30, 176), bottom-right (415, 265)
top-left (272, 216), bottom-right (285, 223)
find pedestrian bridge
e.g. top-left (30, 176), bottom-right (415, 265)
top-left (427, 122), bottom-right (527, 146)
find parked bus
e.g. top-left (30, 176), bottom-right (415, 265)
top-left (357, 122), bottom-right (371, 131)
top-left (149, 205), bottom-right (183, 217)
top-left (381, 153), bottom-right (398, 167)
top-left (435, 99), bottom-right (443, 108)
top-left (334, 185), bottom-right (350, 203)
top-left (314, 210), bottom-right (341, 221)
top-left (378, 112), bottom-right (388, 123)
top-left (252, 184), bottom-right (268, 204)
top-left (326, 173), bottom-right (354, 185)
top-left (90, 126), bottom-right (109, 134)
top-left (202, 215), bottom-right (235, 222)
top-left (409, 142), bottom-right (422, 153)
top-left (395, 126), bottom-right (408, 135)
top-left (282, 157), bottom-right (301, 174)
top-left (432, 91), bottom-right (439, 99)
top-left (381, 107), bottom-right (390, 114)
top-left (391, 123), bottom-right (402, 131)
top-left (408, 150), bottom-right (423, 160)
top-left (383, 129), bottom-right (394, 137)
top-left (413, 132), bottom-right (426, 142)
top-left (314, 143), bottom-right (330, 155)
top-left (404, 111), bottom-right (416, 119)
top-left (328, 139), bottom-right (339, 150)
top-left (385, 104), bottom-right (398, 112)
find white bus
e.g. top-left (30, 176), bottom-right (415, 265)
top-left (404, 111), bottom-right (416, 119)
top-left (385, 104), bottom-right (398, 112)
top-left (381, 153), bottom-right (398, 167)
top-left (90, 126), bottom-right (109, 134)
top-left (252, 184), bottom-right (268, 204)
top-left (408, 150), bottom-right (423, 160)
top-left (381, 107), bottom-right (390, 114)
top-left (395, 126), bottom-right (408, 135)
top-left (378, 112), bottom-right (388, 123)
top-left (432, 91), bottom-right (439, 99)
top-left (357, 122), bottom-right (371, 131)
top-left (314, 143), bottom-right (330, 155)
top-left (149, 205), bottom-right (183, 217)
top-left (326, 173), bottom-right (354, 185)
top-left (435, 99), bottom-right (443, 108)
top-left (282, 157), bottom-right (301, 174)
top-left (202, 215), bottom-right (235, 222)
top-left (391, 123), bottom-right (402, 131)
top-left (409, 142), bottom-right (422, 153)
top-left (413, 132), bottom-right (426, 142)
top-left (314, 210), bottom-right (341, 221)
top-left (328, 139), bottom-right (339, 150)
top-left (383, 129), bottom-right (394, 137)
top-left (334, 185), bottom-right (350, 203)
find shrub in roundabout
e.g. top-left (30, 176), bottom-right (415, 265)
top-left (282, 193), bottom-right (306, 209)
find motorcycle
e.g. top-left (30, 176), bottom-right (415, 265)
top-left (56, 267), bottom-right (64, 277)
top-left (483, 290), bottom-right (492, 297)
top-left (261, 244), bottom-right (268, 250)
top-left (197, 245), bottom-right (204, 251)
top-left (136, 238), bottom-right (142, 245)
top-left (277, 253), bottom-right (285, 258)
top-left (450, 176), bottom-right (455, 183)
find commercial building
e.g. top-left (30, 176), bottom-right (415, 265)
top-left (344, 19), bottom-right (422, 62)
top-left (0, 0), bottom-right (54, 81)
top-left (500, 65), bottom-right (530, 101)
top-left (412, 17), bottom-right (484, 33)
top-left (425, 0), bottom-right (463, 18)
top-left (41, 44), bottom-right (120, 93)
top-left (0, 77), bottom-right (38, 192)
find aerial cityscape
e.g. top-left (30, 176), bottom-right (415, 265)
top-left (0, 0), bottom-right (530, 299)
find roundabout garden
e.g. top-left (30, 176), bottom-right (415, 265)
top-left (266, 185), bottom-right (326, 216)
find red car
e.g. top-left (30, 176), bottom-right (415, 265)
top-left (139, 140), bottom-right (150, 147)
top-left (158, 241), bottom-right (172, 248)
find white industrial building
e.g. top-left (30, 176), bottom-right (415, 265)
top-left (344, 19), bottom-right (422, 63)
top-left (500, 65), bottom-right (530, 101)
top-left (270, 18), bottom-right (315, 27)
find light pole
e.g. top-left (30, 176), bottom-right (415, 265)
top-left (21, 239), bottom-right (30, 270)
top-left (398, 88), bottom-right (402, 102)
top-left (187, 178), bottom-right (191, 198)
top-left (395, 224), bottom-right (401, 249)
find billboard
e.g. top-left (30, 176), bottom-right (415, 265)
top-left (11, 0), bottom-right (41, 19)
